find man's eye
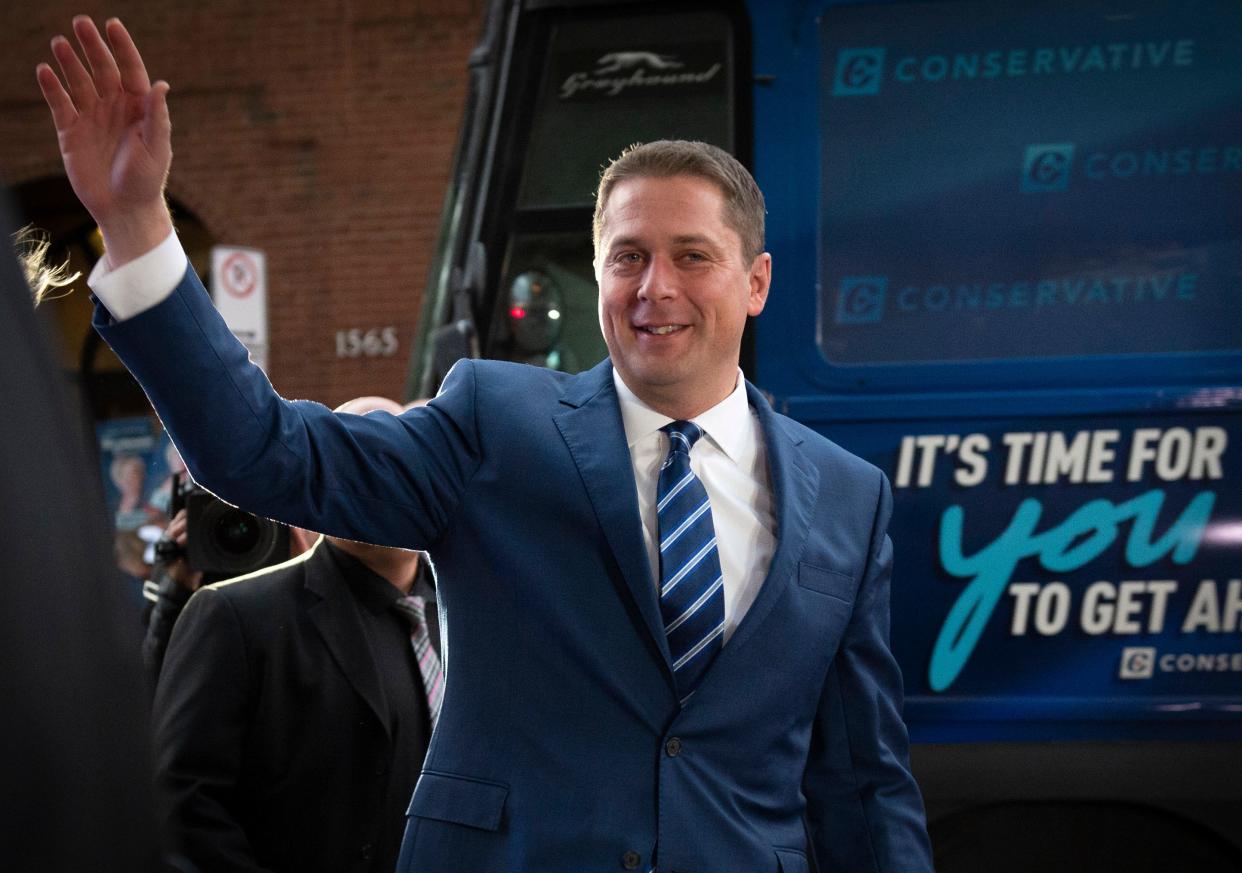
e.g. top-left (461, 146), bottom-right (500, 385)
top-left (615, 252), bottom-right (642, 264)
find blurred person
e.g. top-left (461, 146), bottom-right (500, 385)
top-left (112, 527), bottom-right (152, 607)
top-left (152, 397), bottom-right (441, 873)
top-left (40, 17), bottom-right (932, 873)
top-left (12, 224), bottom-right (80, 305)
top-left (1, 194), bottom-right (159, 868)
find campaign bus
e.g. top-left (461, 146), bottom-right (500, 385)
top-left (406, 0), bottom-right (1242, 864)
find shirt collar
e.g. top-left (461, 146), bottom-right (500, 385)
top-left (611, 367), bottom-right (752, 464)
top-left (324, 540), bottom-right (434, 615)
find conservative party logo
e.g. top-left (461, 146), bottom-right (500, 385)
top-left (835, 276), bottom-right (888, 324)
top-left (1019, 140), bottom-right (1241, 192)
top-left (1021, 143), bottom-right (1076, 192)
top-left (1118, 646), bottom-right (1242, 679)
top-left (832, 48), bottom-right (886, 96)
top-left (1120, 646), bottom-right (1156, 679)
top-left (831, 39), bottom-right (1196, 93)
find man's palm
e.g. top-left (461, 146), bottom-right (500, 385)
top-left (37, 17), bottom-right (173, 263)
top-left (57, 84), bottom-right (168, 222)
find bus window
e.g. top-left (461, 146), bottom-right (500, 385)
top-left (815, 1), bottom-right (1242, 367)
top-left (518, 9), bottom-right (736, 210)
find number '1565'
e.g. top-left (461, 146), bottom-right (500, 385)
top-left (335, 327), bottom-right (399, 358)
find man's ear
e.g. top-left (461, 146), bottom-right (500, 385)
top-left (747, 252), bottom-right (772, 317)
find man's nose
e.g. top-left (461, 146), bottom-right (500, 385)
top-left (637, 255), bottom-right (678, 301)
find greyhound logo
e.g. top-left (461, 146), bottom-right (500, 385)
top-left (594, 52), bottom-right (685, 74)
top-left (559, 47), bottom-right (722, 99)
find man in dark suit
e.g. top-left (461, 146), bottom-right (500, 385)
top-left (39, 17), bottom-right (933, 872)
top-left (152, 397), bottom-right (441, 873)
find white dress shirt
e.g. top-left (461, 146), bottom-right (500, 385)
top-left (88, 230), bottom-right (187, 319)
top-left (613, 370), bottom-right (777, 643)
top-left (90, 234), bottom-right (780, 644)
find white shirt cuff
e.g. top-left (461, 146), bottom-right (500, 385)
top-left (88, 230), bottom-right (188, 320)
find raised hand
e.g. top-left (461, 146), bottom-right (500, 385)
top-left (36, 16), bottom-right (174, 267)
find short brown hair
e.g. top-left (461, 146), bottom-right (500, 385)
top-left (593, 140), bottom-right (765, 263)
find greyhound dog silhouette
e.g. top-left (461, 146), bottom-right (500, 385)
top-left (594, 52), bottom-right (684, 73)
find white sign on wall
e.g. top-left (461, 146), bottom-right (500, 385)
top-left (210, 246), bottom-right (269, 372)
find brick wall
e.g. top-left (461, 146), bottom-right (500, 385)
top-left (0, 1), bottom-right (484, 406)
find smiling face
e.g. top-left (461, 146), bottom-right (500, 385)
top-left (595, 174), bottom-right (771, 419)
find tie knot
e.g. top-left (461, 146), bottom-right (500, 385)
top-left (393, 594), bottom-right (428, 628)
top-left (661, 420), bottom-right (703, 455)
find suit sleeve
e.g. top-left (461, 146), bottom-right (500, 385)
top-left (92, 266), bottom-right (481, 549)
top-left (152, 588), bottom-right (274, 873)
top-left (801, 471), bottom-right (934, 873)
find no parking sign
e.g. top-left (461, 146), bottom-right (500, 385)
top-left (211, 246), bottom-right (268, 371)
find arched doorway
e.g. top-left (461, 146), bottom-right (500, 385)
top-left (11, 176), bottom-right (216, 602)
top-left (11, 175), bottom-right (216, 421)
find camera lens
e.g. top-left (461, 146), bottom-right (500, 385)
top-left (186, 491), bottom-right (289, 577)
top-left (214, 509), bottom-right (262, 555)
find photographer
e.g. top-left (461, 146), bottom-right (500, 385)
top-left (142, 476), bottom-right (314, 682)
top-left (142, 507), bottom-right (203, 680)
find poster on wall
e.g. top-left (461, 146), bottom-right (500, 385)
top-left (96, 418), bottom-right (180, 600)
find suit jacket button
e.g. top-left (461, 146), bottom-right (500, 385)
top-left (622, 850), bottom-right (642, 869)
top-left (665, 737), bottom-right (682, 757)
top-left (360, 843), bottom-right (374, 860)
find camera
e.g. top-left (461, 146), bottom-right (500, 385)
top-left (158, 473), bottom-right (289, 578)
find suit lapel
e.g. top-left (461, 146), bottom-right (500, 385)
top-left (304, 539), bottom-right (392, 739)
top-left (553, 361), bottom-right (675, 686)
top-left (711, 383), bottom-right (820, 661)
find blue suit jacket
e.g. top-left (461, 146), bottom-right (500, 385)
top-left (96, 268), bottom-right (932, 873)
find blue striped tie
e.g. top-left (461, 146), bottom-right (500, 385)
top-left (657, 421), bottom-right (725, 703)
